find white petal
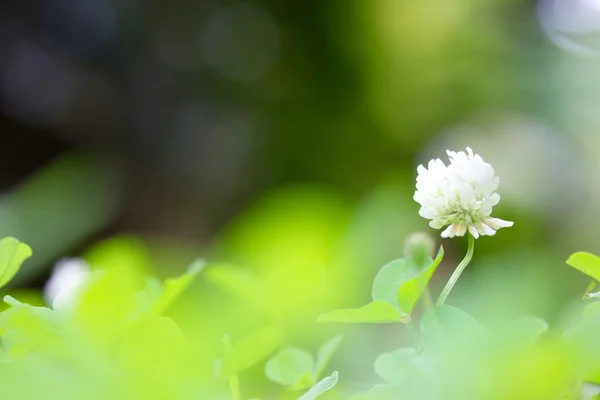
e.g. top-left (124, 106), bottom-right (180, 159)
top-left (441, 225), bottom-right (454, 238)
top-left (486, 217), bottom-right (514, 230)
top-left (477, 222), bottom-right (497, 236)
top-left (429, 220), bottom-right (445, 229)
top-left (488, 193), bottom-right (500, 206)
top-left (468, 224), bottom-right (480, 239)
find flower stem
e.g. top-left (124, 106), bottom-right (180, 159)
top-left (436, 234), bottom-right (475, 306)
top-left (423, 288), bottom-right (434, 312)
top-left (222, 335), bottom-right (241, 400)
top-left (406, 318), bottom-right (420, 350)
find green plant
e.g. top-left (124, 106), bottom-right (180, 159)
top-left (1, 148), bottom-right (600, 399)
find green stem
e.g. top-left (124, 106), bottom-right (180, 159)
top-left (423, 288), bottom-right (434, 313)
top-left (406, 318), bottom-right (420, 350)
top-left (222, 335), bottom-right (241, 400)
top-left (436, 234), bottom-right (475, 306)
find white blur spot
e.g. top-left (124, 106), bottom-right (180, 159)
top-left (200, 2), bottom-right (280, 82)
top-left (44, 258), bottom-right (92, 311)
top-left (1, 42), bottom-right (76, 125)
top-left (538, 0), bottom-right (600, 54)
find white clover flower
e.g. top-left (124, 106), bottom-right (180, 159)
top-left (414, 147), bottom-right (513, 239)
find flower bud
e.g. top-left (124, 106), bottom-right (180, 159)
top-left (403, 232), bottom-right (435, 266)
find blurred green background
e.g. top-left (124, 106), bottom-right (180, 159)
top-left (1, 0), bottom-right (600, 388)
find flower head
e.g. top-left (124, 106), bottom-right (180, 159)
top-left (414, 147), bottom-right (513, 239)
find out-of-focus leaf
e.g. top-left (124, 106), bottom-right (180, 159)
top-left (221, 325), bottom-right (284, 375)
top-left (374, 347), bottom-right (417, 385)
top-left (119, 314), bottom-right (201, 381)
top-left (314, 335), bottom-right (343, 380)
top-left (564, 302), bottom-right (600, 383)
top-left (367, 384), bottom-right (402, 399)
top-left (420, 305), bottom-right (488, 352)
top-left (204, 264), bottom-right (266, 306)
top-left (73, 269), bottom-right (139, 350)
top-left (317, 301), bottom-right (405, 324)
top-left (265, 347), bottom-right (314, 388)
top-left (0, 296), bottom-right (62, 359)
top-left (297, 371), bottom-right (338, 400)
top-left (567, 252), bottom-right (600, 281)
top-left (0, 153), bottom-right (121, 285)
top-left (397, 246), bottom-right (443, 314)
top-left (504, 316), bottom-right (548, 350)
top-left (84, 235), bottom-right (153, 277)
top-left (0, 238), bottom-right (32, 290)
top-left (151, 259), bottom-right (205, 314)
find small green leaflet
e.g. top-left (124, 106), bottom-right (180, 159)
top-left (314, 335), bottom-right (343, 380)
top-left (567, 252), bottom-right (600, 282)
top-left (0, 238), bottom-right (32, 290)
top-left (297, 371), bottom-right (338, 400)
top-left (397, 246), bottom-right (443, 314)
top-left (265, 335), bottom-right (343, 390)
top-left (151, 259), bottom-right (205, 314)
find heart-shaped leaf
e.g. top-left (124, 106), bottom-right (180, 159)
top-left (374, 347), bottom-right (417, 385)
top-left (420, 305), bottom-right (488, 352)
top-left (318, 301), bottom-right (405, 324)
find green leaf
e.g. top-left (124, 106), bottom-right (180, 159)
top-left (371, 246), bottom-right (443, 315)
top-left (397, 247), bottom-right (443, 314)
top-left (119, 315), bottom-right (199, 379)
top-left (420, 305), bottom-right (488, 352)
top-left (374, 347), bottom-right (417, 385)
top-left (507, 316), bottom-right (548, 349)
top-left (317, 301), bottom-right (406, 324)
top-left (314, 335), bottom-right (343, 380)
top-left (265, 347), bottom-right (314, 388)
top-left (151, 259), bottom-right (205, 314)
top-left (0, 238), bottom-right (32, 290)
top-left (567, 252), bottom-right (600, 281)
top-left (221, 325), bottom-right (284, 375)
top-left (372, 259), bottom-right (416, 307)
top-left (204, 263), bottom-right (266, 306)
top-left (0, 296), bottom-right (62, 359)
top-left (297, 371), bottom-right (338, 400)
